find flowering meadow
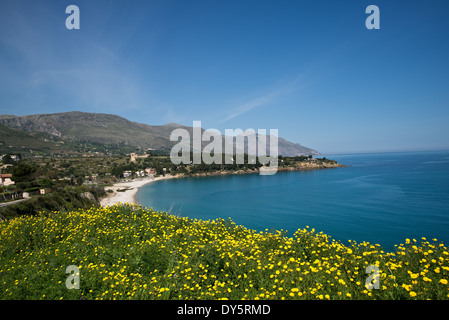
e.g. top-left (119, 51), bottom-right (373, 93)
top-left (1, 204), bottom-right (448, 300)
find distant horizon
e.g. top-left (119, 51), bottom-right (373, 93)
top-left (1, 109), bottom-right (449, 155)
top-left (323, 148), bottom-right (449, 156)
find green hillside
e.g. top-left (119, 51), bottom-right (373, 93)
top-left (0, 123), bottom-right (66, 155)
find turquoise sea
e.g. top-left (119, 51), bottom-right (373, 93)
top-left (135, 150), bottom-right (449, 251)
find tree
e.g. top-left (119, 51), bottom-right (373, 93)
top-left (111, 166), bottom-right (124, 178)
top-left (38, 178), bottom-right (54, 188)
top-left (2, 154), bottom-right (14, 165)
top-left (12, 161), bottom-right (37, 183)
top-left (75, 176), bottom-right (84, 186)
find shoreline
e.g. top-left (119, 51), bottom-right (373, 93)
top-left (99, 175), bottom-right (176, 207)
top-left (99, 162), bottom-right (346, 207)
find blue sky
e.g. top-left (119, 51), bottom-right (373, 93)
top-left (1, 0), bottom-right (448, 154)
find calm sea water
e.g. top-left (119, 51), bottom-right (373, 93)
top-left (135, 151), bottom-right (449, 251)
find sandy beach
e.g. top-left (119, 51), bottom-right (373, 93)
top-left (100, 175), bottom-right (175, 207)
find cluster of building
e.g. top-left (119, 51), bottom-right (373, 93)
top-left (123, 168), bottom-right (156, 178)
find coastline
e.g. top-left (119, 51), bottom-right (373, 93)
top-left (99, 162), bottom-right (346, 207)
top-left (99, 175), bottom-right (176, 207)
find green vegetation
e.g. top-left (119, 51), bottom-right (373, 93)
top-left (2, 152), bottom-right (339, 190)
top-left (0, 122), bottom-right (148, 157)
top-left (0, 123), bottom-right (64, 156)
top-left (1, 204), bottom-right (448, 300)
top-left (0, 186), bottom-right (105, 220)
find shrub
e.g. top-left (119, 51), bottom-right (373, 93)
top-left (1, 204), bottom-right (448, 300)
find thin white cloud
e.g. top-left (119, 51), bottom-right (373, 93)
top-left (219, 94), bottom-right (275, 123)
top-left (219, 77), bottom-right (302, 124)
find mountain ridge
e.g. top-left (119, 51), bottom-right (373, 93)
top-left (0, 111), bottom-right (320, 156)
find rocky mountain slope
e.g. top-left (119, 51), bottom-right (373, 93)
top-left (0, 112), bottom-right (320, 156)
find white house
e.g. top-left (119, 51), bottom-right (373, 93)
top-left (40, 188), bottom-right (53, 195)
top-left (0, 174), bottom-right (14, 186)
top-left (136, 170), bottom-right (145, 177)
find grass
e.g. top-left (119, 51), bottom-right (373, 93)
top-left (0, 204), bottom-right (448, 300)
